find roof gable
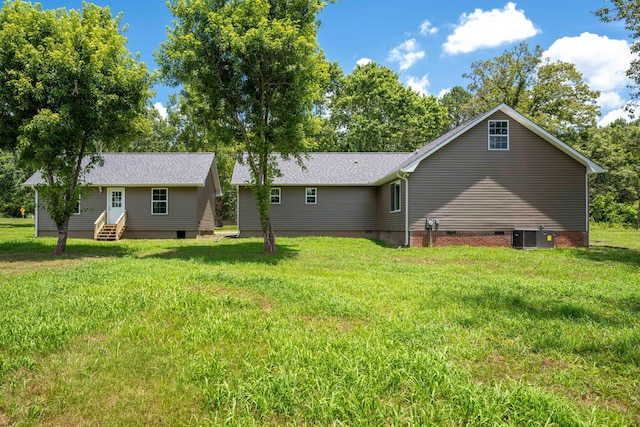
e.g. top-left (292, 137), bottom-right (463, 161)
top-left (396, 104), bottom-right (605, 176)
top-left (24, 152), bottom-right (222, 195)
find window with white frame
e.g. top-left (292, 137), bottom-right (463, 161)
top-left (270, 187), bottom-right (281, 204)
top-left (488, 120), bottom-right (509, 150)
top-left (73, 195), bottom-right (81, 215)
top-left (305, 187), bottom-right (317, 204)
top-left (390, 181), bottom-right (401, 213)
top-left (152, 188), bottom-right (168, 215)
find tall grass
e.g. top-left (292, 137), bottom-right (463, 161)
top-left (0, 220), bottom-right (638, 425)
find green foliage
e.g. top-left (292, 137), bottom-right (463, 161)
top-left (595, 0), bottom-right (640, 100)
top-left (591, 194), bottom-right (638, 225)
top-left (0, 150), bottom-right (33, 217)
top-left (584, 119), bottom-right (640, 227)
top-left (463, 42), bottom-right (600, 139)
top-left (158, 0), bottom-right (330, 254)
top-left (0, 0), bottom-right (152, 253)
top-left (0, 221), bottom-right (639, 424)
top-left (440, 86), bottom-right (474, 129)
top-left (320, 62), bottom-right (449, 152)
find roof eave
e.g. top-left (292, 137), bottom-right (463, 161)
top-left (498, 105), bottom-right (607, 175)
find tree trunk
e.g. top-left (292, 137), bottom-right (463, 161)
top-left (263, 220), bottom-right (276, 255)
top-left (54, 219), bottom-right (69, 255)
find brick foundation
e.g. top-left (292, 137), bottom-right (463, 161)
top-left (410, 230), bottom-right (589, 248)
top-left (555, 231), bottom-right (588, 248)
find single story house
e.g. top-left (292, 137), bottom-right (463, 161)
top-left (24, 152), bottom-right (222, 240)
top-left (231, 104), bottom-right (605, 248)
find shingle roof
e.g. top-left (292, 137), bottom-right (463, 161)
top-left (24, 153), bottom-right (221, 192)
top-left (231, 104), bottom-right (605, 187)
top-left (231, 152), bottom-right (412, 185)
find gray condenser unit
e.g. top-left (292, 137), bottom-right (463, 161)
top-left (512, 229), bottom-right (555, 249)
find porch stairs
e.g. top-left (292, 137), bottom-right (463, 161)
top-left (95, 224), bottom-right (124, 241)
top-left (93, 210), bottom-right (127, 241)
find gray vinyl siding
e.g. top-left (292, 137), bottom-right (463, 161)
top-left (37, 188), bottom-right (106, 232)
top-left (125, 187), bottom-right (198, 232)
top-left (197, 170), bottom-right (217, 232)
top-left (238, 186), bottom-right (378, 232)
top-left (37, 186), bottom-right (200, 233)
top-left (408, 111), bottom-right (587, 232)
top-left (378, 178), bottom-right (405, 232)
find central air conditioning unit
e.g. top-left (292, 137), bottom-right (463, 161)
top-left (512, 229), bottom-right (555, 249)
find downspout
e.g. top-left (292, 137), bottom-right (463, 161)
top-left (33, 187), bottom-right (38, 237)
top-left (585, 173), bottom-right (590, 247)
top-left (235, 185), bottom-right (240, 238)
top-left (397, 172), bottom-right (409, 247)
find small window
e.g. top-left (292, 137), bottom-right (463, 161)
top-left (488, 120), bottom-right (509, 150)
top-left (390, 181), bottom-right (401, 213)
top-left (73, 196), bottom-right (81, 215)
top-left (270, 187), bottom-right (281, 204)
top-left (305, 187), bottom-right (317, 204)
top-left (152, 188), bottom-right (168, 215)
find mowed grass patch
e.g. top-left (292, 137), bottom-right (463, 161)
top-left (0, 221), bottom-right (638, 425)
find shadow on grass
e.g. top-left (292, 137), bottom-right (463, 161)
top-left (0, 239), bottom-right (134, 263)
top-left (459, 285), bottom-right (611, 325)
top-left (137, 240), bottom-right (299, 265)
top-left (0, 221), bottom-right (34, 229)
top-left (573, 246), bottom-right (640, 268)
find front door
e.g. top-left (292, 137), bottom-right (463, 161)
top-left (107, 188), bottom-right (125, 224)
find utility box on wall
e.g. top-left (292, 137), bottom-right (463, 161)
top-left (513, 229), bottom-right (555, 249)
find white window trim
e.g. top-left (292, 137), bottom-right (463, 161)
top-left (488, 120), bottom-right (509, 150)
top-left (72, 195), bottom-right (81, 215)
top-left (270, 187), bottom-right (281, 205)
top-left (305, 187), bottom-right (317, 205)
top-left (390, 180), bottom-right (401, 213)
top-left (151, 188), bottom-right (168, 215)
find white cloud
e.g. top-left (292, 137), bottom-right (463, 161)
top-left (356, 57), bottom-right (372, 67)
top-left (598, 91), bottom-right (625, 110)
top-left (598, 106), bottom-right (635, 126)
top-left (153, 102), bottom-right (168, 119)
top-left (544, 32), bottom-right (633, 93)
top-left (443, 2), bottom-right (540, 55)
top-left (406, 75), bottom-right (430, 95)
top-left (388, 39), bottom-right (426, 71)
top-left (438, 87), bottom-right (451, 99)
top-left (419, 20), bottom-right (438, 36)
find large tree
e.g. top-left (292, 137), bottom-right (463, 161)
top-left (157, 0), bottom-right (329, 254)
top-left (439, 86), bottom-right (474, 130)
top-left (322, 62), bottom-right (449, 152)
top-left (585, 119), bottom-right (640, 228)
top-left (463, 42), bottom-right (600, 141)
top-left (0, 1), bottom-right (151, 254)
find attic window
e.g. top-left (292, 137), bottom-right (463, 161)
top-left (488, 120), bottom-right (509, 150)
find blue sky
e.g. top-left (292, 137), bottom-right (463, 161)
top-left (36, 1), bottom-right (634, 125)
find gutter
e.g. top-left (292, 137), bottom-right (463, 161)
top-left (397, 172), bottom-right (410, 247)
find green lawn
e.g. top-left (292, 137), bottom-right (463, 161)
top-left (0, 220), bottom-right (639, 426)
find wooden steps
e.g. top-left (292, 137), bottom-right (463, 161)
top-left (95, 224), bottom-right (124, 241)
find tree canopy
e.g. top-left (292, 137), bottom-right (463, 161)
top-left (320, 62), bottom-right (449, 152)
top-left (158, 0), bottom-right (330, 254)
top-left (595, 0), bottom-right (640, 101)
top-left (0, 0), bottom-right (152, 254)
top-left (463, 42), bottom-right (600, 141)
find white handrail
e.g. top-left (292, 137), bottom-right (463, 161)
top-left (94, 210), bottom-right (107, 240)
